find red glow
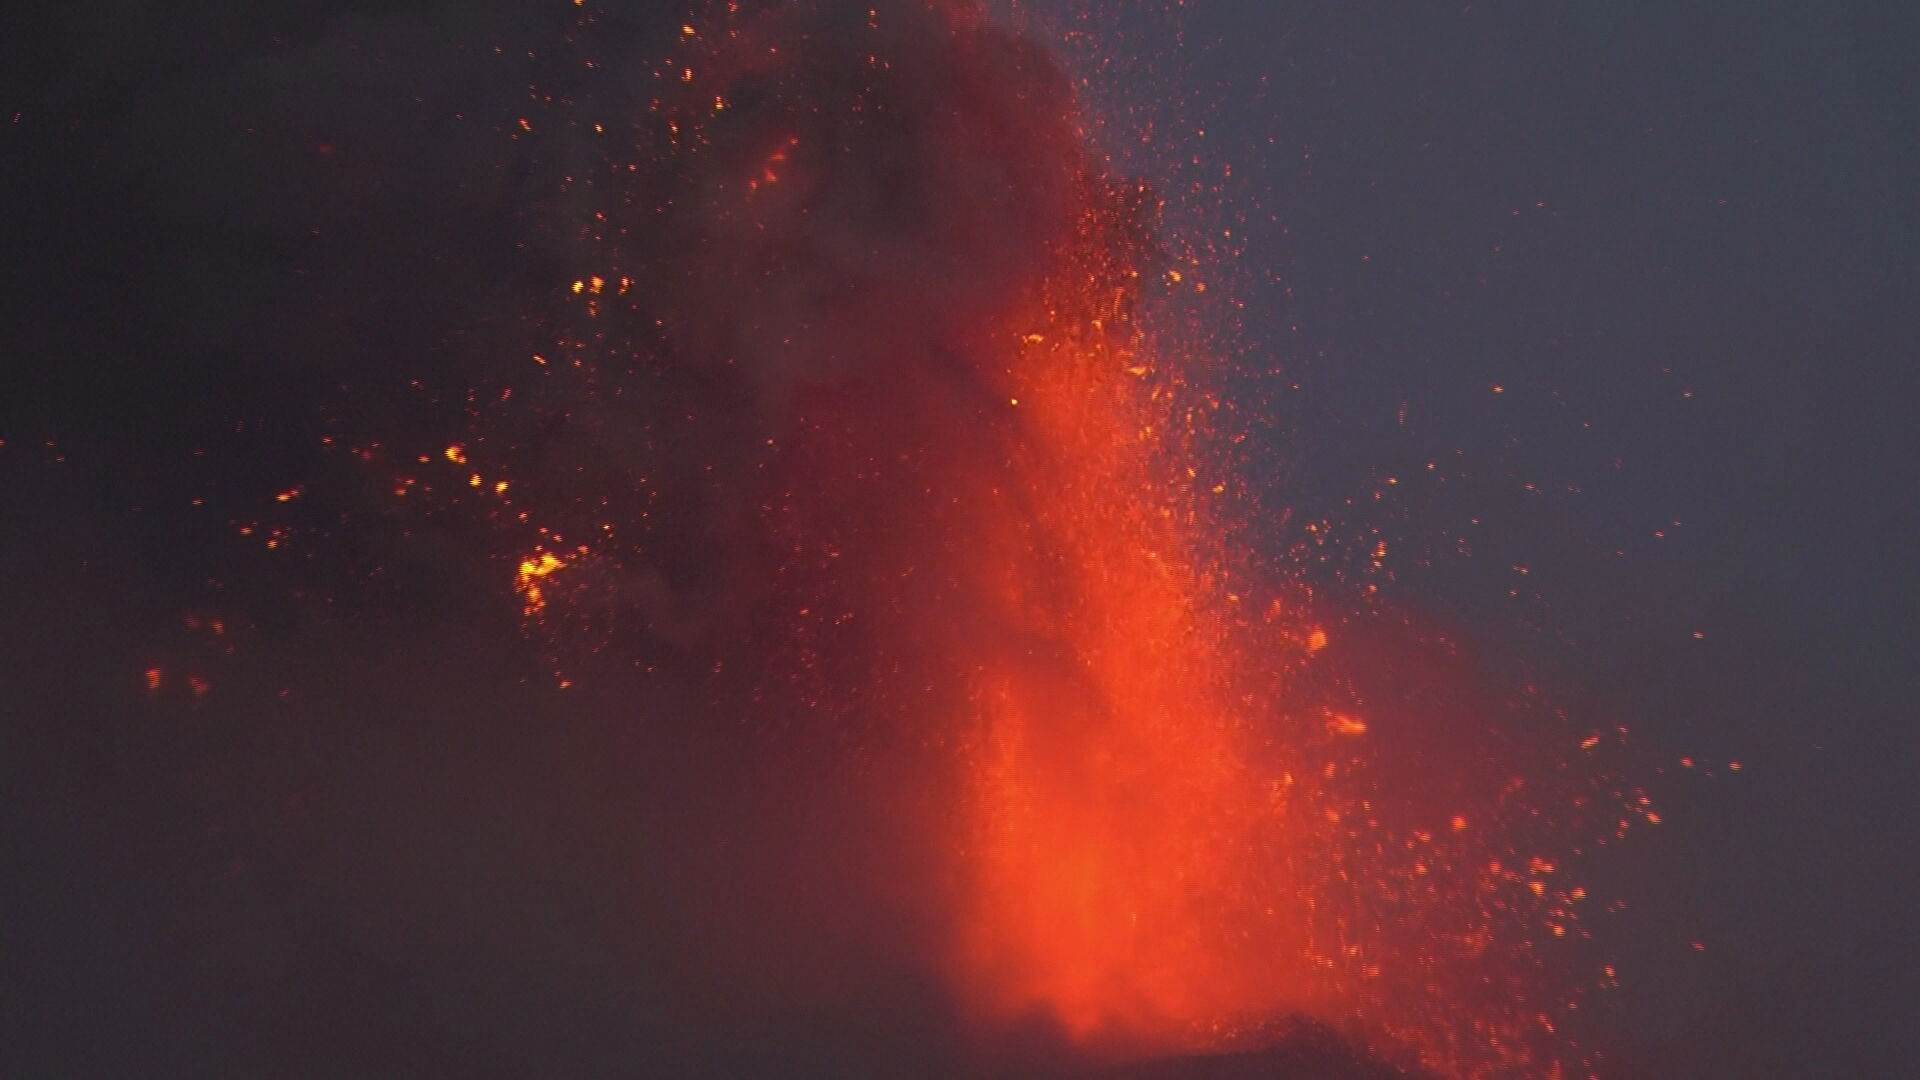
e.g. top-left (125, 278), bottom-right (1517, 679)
top-left (931, 187), bottom-right (1334, 1049)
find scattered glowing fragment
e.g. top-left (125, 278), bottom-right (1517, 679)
top-left (515, 551), bottom-right (569, 618)
top-left (1326, 712), bottom-right (1368, 737)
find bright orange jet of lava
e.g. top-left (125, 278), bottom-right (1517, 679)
top-left (942, 189), bottom-right (1329, 1051)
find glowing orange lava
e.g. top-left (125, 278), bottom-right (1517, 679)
top-left (934, 188), bottom-right (1331, 1050)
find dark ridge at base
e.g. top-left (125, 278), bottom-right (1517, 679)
top-left (1087, 1020), bottom-right (1423, 1080)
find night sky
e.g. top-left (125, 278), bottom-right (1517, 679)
top-left (3, 2), bottom-right (1914, 1076)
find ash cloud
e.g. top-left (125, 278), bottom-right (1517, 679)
top-left (655, 1), bottom-right (1082, 401)
top-left (508, 0), bottom-right (1094, 653)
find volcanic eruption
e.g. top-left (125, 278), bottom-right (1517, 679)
top-left (460, 1), bottom-right (1640, 1073)
top-left (3, 1), bottom-right (1691, 1076)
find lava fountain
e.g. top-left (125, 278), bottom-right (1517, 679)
top-left (943, 186), bottom-right (1327, 1044)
